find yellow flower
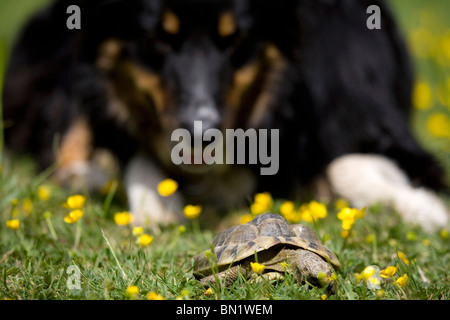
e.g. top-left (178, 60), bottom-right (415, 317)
top-left (280, 201), bottom-right (295, 216)
top-left (426, 112), bottom-right (450, 138)
top-left (334, 198), bottom-right (349, 210)
top-left (396, 274), bottom-right (408, 288)
top-left (397, 251), bottom-right (410, 265)
top-left (37, 185), bottom-right (51, 201)
top-left (239, 213), bottom-right (254, 224)
top-left (147, 291), bottom-right (164, 300)
top-left (357, 266), bottom-right (376, 282)
top-left (376, 289), bottom-right (384, 299)
top-left (422, 239), bottom-right (430, 247)
top-left (10, 199), bottom-right (19, 206)
top-left (138, 234), bottom-right (154, 247)
top-left (204, 288), bottom-right (214, 295)
top-left (440, 229), bottom-right (448, 240)
top-left (178, 225), bottom-right (186, 234)
top-left (406, 231), bottom-right (417, 241)
top-left (132, 226), bottom-right (143, 236)
top-left (380, 265), bottom-right (399, 278)
top-left (126, 285), bottom-right (139, 295)
top-left (114, 211), bottom-right (133, 226)
top-left (23, 198), bottom-right (33, 214)
top-left (341, 219), bottom-right (355, 231)
top-left (250, 262), bottom-right (265, 274)
top-left (6, 219), bottom-right (20, 230)
top-left (300, 201), bottom-right (327, 223)
top-left (412, 82), bottom-right (433, 110)
top-left (250, 192), bottom-right (273, 215)
top-left (157, 179), bottom-right (178, 197)
top-left (64, 209), bottom-right (84, 224)
top-left (340, 230), bottom-right (351, 238)
top-left (320, 294), bottom-right (327, 300)
top-left (280, 201), bottom-right (302, 223)
top-left (337, 207), bottom-right (365, 231)
top-left (65, 195), bottom-right (86, 210)
top-left (366, 233), bottom-right (375, 244)
top-left (183, 205), bottom-right (202, 220)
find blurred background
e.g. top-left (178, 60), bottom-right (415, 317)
top-left (0, 0), bottom-right (449, 181)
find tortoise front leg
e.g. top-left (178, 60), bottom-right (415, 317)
top-left (199, 265), bottom-right (249, 287)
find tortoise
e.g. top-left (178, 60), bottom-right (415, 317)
top-left (193, 213), bottom-right (341, 293)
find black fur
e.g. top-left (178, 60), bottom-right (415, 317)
top-left (3, 0), bottom-right (447, 203)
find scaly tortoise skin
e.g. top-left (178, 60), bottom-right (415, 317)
top-left (193, 213), bottom-right (341, 293)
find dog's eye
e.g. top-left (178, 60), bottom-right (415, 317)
top-left (218, 12), bottom-right (236, 38)
top-left (162, 10), bottom-right (180, 35)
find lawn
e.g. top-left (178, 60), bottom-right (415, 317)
top-left (0, 0), bottom-right (449, 301)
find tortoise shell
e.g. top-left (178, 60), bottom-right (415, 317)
top-left (194, 213), bottom-right (341, 275)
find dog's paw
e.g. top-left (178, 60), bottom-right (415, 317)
top-left (327, 153), bottom-right (449, 232)
top-left (124, 154), bottom-right (185, 226)
top-left (393, 188), bottom-right (449, 233)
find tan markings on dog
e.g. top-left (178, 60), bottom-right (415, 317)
top-left (228, 61), bottom-right (261, 110)
top-left (128, 63), bottom-right (166, 113)
top-left (163, 10), bottom-right (180, 35)
top-left (58, 117), bottom-right (93, 168)
top-left (218, 11), bottom-right (236, 37)
top-left (247, 44), bottom-right (287, 127)
top-left (96, 38), bottom-right (123, 71)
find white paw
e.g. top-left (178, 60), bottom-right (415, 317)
top-left (124, 155), bottom-right (184, 226)
top-left (393, 188), bottom-right (449, 232)
top-left (327, 154), bottom-right (449, 232)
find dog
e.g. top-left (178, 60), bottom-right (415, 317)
top-left (3, 0), bottom-right (449, 231)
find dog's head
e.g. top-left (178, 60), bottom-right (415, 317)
top-left (91, 0), bottom-right (291, 173)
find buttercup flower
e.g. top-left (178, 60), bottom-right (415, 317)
top-left (6, 219), bottom-right (20, 230)
top-left (380, 265), bottom-right (399, 278)
top-left (412, 81), bottom-right (433, 110)
top-left (204, 288), bottom-right (214, 295)
top-left (132, 226), bottom-right (143, 236)
top-left (250, 192), bottom-right (273, 215)
top-left (125, 285), bottom-right (139, 299)
top-left (300, 201), bottom-right (327, 223)
top-left (126, 285), bottom-right (139, 295)
top-left (157, 179), bottom-right (178, 197)
top-left (396, 273), bottom-right (408, 287)
top-left (147, 291), bottom-right (164, 300)
top-left (439, 229), bottom-right (448, 240)
top-left (64, 209), bottom-right (84, 224)
top-left (334, 198), bottom-right (349, 210)
top-left (23, 198), bottom-right (33, 214)
top-left (427, 112), bottom-right (450, 138)
top-left (37, 185), bottom-right (51, 201)
top-left (138, 234), bottom-right (154, 247)
top-left (114, 211), bottom-right (133, 226)
top-left (250, 262), bottom-right (265, 274)
top-left (178, 225), bottom-right (186, 234)
top-left (183, 205), bottom-right (202, 220)
top-left (239, 213), bottom-right (254, 224)
top-left (356, 265), bottom-right (377, 282)
top-left (280, 200), bottom-right (301, 223)
top-left (337, 207), bottom-right (365, 231)
top-left (66, 195), bottom-right (86, 209)
top-left (397, 251), bottom-right (410, 265)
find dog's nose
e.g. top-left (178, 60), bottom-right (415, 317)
top-left (181, 103), bottom-right (221, 138)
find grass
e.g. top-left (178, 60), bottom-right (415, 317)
top-left (0, 0), bottom-right (449, 301)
